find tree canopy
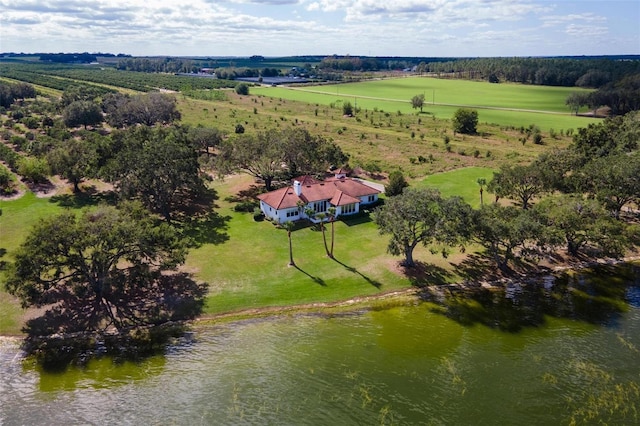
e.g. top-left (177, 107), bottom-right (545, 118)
top-left (106, 125), bottom-right (206, 221)
top-left (47, 138), bottom-right (97, 192)
top-left (218, 128), bottom-right (348, 190)
top-left (385, 170), bottom-right (409, 196)
top-left (472, 204), bottom-right (542, 270)
top-left (374, 188), bottom-right (472, 267)
top-left (5, 203), bottom-right (207, 336)
top-left (411, 94), bottom-right (425, 113)
top-left (488, 164), bottom-right (547, 209)
top-left (62, 100), bottom-right (103, 129)
top-left (102, 92), bottom-right (181, 128)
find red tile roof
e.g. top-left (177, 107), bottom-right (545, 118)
top-left (330, 190), bottom-right (360, 206)
top-left (258, 177), bottom-right (380, 210)
top-left (257, 187), bottom-right (301, 210)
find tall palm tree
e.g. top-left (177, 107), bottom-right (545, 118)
top-left (282, 221), bottom-right (295, 266)
top-left (477, 178), bottom-right (487, 206)
top-left (315, 212), bottom-right (330, 257)
top-left (327, 207), bottom-right (337, 259)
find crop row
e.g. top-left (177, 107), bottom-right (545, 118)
top-left (1, 63), bottom-right (240, 93)
top-left (0, 64), bottom-right (113, 95)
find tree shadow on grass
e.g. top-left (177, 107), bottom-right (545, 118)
top-left (171, 187), bottom-right (231, 247)
top-left (453, 252), bottom-right (501, 282)
top-left (49, 188), bottom-right (118, 209)
top-left (401, 261), bottom-right (455, 288)
top-left (293, 265), bottom-right (326, 286)
top-left (178, 210), bottom-right (231, 247)
top-left (331, 257), bottom-right (382, 288)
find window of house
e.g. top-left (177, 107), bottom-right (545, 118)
top-left (368, 195), bottom-right (375, 202)
top-left (314, 200), bottom-right (327, 213)
top-left (286, 210), bottom-right (299, 218)
top-left (342, 203), bottom-right (356, 214)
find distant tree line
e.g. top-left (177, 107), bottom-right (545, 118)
top-left (115, 57), bottom-right (283, 80)
top-left (416, 57), bottom-right (640, 88)
top-left (39, 53), bottom-right (97, 63)
top-left (566, 74), bottom-right (640, 116)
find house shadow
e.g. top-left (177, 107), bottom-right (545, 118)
top-left (340, 213), bottom-right (372, 227)
top-left (331, 257), bottom-right (381, 288)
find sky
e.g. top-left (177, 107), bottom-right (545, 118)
top-left (1, 0), bottom-right (639, 57)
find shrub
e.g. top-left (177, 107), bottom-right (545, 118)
top-left (452, 108), bottom-right (478, 134)
top-left (0, 165), bottom-right (16, 194)
top-left (342, 101), bottom-right (353, 116)
top-left (0, 144), bottom-right (20, 169)
top-left (235, 83), bottom-right (249, 95)
top-left (533, 132), bottom-right (544, 145)
top-left (253, 211), bottom-right (265, 221)
top-left (17, 157), bottom-right (50, 184)
top-left (21, 116), bottom-right (40, 130)
top-left (385, 170), bottom-right (409, 196)
top-left (233, 200), bottom-right (257, 213)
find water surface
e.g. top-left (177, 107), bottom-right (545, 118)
top-left (1, 270), bottom-right (639, 425)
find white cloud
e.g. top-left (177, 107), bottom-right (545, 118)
top-left (565, 24), bottom-right (608, 38)
top-left (0, 0), bottom-right (636, 56)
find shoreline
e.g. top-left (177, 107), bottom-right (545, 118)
top-left (2, 256), bottom-right (639, 341)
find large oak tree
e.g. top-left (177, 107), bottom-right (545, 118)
top-left (374, 188), bottom-right (472, 267)
top-left (107, 125), bottom-right (207, 222)
top-left (5, 203), bottom-right (207, 336)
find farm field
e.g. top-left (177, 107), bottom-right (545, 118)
top-left (252, 76), bottom-right (599, 131)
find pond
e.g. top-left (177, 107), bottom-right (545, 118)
top-left (1, 266), bottom-right (639, 425)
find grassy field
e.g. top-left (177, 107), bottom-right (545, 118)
top-left (178, 91), bottom-right (573, 180)
top-left (252, 77), bottom-right (599, 131)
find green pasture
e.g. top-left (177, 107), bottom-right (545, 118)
top-left (252, 77), bottom-right (599, 131)
top-left (0, 167), bottom-right (495, 334)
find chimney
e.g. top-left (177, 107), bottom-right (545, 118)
top-left (293, 180), bottom-right (302, 196)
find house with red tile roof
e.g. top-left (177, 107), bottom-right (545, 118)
top-left (257, 175), bottom-right (381, 223)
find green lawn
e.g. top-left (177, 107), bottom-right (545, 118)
top-left (253, 77), bottom-right (599, 131)
top-left (0, 167), bottom-right (495, 333)
top-left (415, 166), bottom-right (496, 208)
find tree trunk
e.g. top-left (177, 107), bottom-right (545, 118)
top-left (329, 219), bottom-right (335, 258)
top-left (288, 230), bottom-right (295, 266)
top-left (264, 176), bottom-right (273, 192)
top-left (321, 222), bottom-right (330, 257)
top-left (403, 244), bottom-right (415, 267)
